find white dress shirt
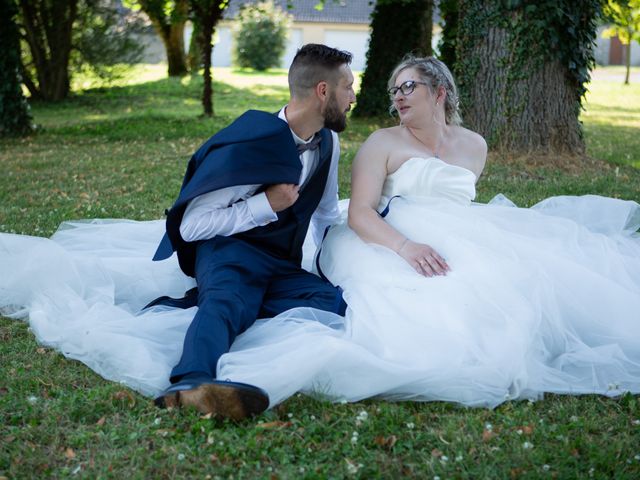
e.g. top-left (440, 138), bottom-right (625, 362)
top-left (179, 107), bottom-right (340, 248)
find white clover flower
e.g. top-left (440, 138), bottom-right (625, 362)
top-left (356, 410), bottom-right (369, 422)
top-left (635, 454), bottom-right (640, 461)
top-left (177, 453), bottom-right (186, 461)
top-left (570, 415), bottom-right (579, 422)
top-left (588, 467), bottom-right (595, 477)
top-left (440, 455), bottom-right (449, 463)
top-left (288, 413), bottom-right (293, 419)
top-left (310, 415), bottom-right (316, 421)
top-left (345, 460), bottom-right (362, 475)
top-left (455, 455), bottom-right (463, 462)
top-left (27, 396), bottom-right (38, 404)
top-left (542, 464), bottom-right (550, 471)
top-left (406, 422), bottom-right (415, 429)
top-left (433, 476), bottom-right (441, 480)
top-left (517, 429), bottom-right (523, 435)
top-left (485, 423), bottom-right (493, 431)
top-left (523, 442), bottom-right (533, 450)
top-left (633, 419), bottom-right (640, 426)
top-left (154, 417), bottom-right (161, 425)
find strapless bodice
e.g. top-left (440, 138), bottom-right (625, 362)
top-left (380, 157), bottom-right (476, 206)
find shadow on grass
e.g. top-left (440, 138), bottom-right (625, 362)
top-left (30, 75), bottom-right (290, 141)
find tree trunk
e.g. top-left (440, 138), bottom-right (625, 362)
top-left (188, 18), bottom-right (202, 73)
top-left (456, 0), bottom-right (587, 154)
top-left (353, 0), bottom-right (434, 117)
top-left (18, 0), bottom-right (78, 101)
top-left (200, 29), bottom-right (213, 116)
top-left (191, 0), bottom-right (227, 116)
top-left (141, 0), bottom-right (189, 77)
top-left (625, 40), bottom-right (631, 85)
top-left (1, 0), bottom-right (33, 135)
top-left (162, 23), bottom-right (188, 76)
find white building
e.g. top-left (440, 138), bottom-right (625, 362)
top-left (189, 0), bottom-right (375, 71)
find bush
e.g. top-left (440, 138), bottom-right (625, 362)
top-left (233, 1), bottom-right (291, 71)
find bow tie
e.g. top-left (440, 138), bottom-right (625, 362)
top-left (296, 133), bottom-right (322, 154)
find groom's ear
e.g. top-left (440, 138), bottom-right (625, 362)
top-left (315, 81), bottom-right (329, 102)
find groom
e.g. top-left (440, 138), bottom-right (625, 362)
top-left (151, 44), bottom-right (355, 420)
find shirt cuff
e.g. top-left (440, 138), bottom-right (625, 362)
top-left (246, 192), bottom-right (278, 226)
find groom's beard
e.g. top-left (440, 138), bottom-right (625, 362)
top-left (323, 93), bottom-right (349, 132)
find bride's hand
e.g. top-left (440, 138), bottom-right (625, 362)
top-left (398, 239), bottom-right (450, 277)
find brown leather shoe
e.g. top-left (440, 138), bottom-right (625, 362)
top-left (155, 379), bottom-right (269, 421)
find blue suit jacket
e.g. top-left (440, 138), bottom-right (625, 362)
top-left (153, 110), bottom-right (314, 276)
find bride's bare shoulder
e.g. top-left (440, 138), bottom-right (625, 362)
top-left (360, 126), bottom-right (403, 150)
top-left (451, 126), bottom-right (487, 162)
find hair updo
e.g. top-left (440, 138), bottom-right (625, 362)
top-left (388, 56), bottom-right (462, 126)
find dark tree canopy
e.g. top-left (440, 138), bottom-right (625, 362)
top-left (0, 0), bottom-right (33, 136)
top-left (437, 0), bottom-right (458, 69)
top-left (455, 0), bottom-right (601, 154)
top-left (353, 0), bottom-right (434, 117)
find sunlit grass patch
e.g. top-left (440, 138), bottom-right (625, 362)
top-left (1, 64), bottom-right (639, 479)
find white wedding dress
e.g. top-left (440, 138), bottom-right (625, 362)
top-left (2, 156), bottom-right (640, 407)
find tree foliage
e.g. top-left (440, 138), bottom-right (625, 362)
top-left (455, 0), bottom-right (601, 154)
top-left (233, 1), bottom-right (292, 71)
top-left (18, 0), bottom-right (144, 101)
top-left (353, 0), bottom-right (434, 117)
top-left (1, 0), bottom-right (33, 136)
top-left (437, 0), bottom-right (458, 68)
top-left (602, 0), bottom-right (640, 84)
top-left (72, 1), bottom-right (145, 83)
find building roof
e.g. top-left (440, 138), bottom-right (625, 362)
top-left (224, 0), bottom-right (376, 24)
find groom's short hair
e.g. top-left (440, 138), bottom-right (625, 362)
top-left (288, 44), bottom-right (352, 98)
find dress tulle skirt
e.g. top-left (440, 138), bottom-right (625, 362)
top-left (1, 195), bottom-right (640, 407)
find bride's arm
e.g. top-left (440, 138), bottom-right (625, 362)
top-left (347, 132), bottom-right (449, 277)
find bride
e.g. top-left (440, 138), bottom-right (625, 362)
top-left (2, 57), bottom-right (639, 409)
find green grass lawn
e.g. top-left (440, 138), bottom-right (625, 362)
top-left (1, 65), bottom-right (639, 479)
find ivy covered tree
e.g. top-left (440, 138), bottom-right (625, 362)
top-left (455, 0), bottom-right (602, 154)
top-left (1, 0), bottom-right (33, 136)
top-left (353, 0), bottom-right (434, 117)
top-left (602, 0), bottom-right (640, 85)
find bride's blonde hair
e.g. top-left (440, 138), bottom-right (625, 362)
top-left (388, 56), bottom-right (462, 126)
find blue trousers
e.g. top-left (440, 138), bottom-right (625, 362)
top-left (170, 236), bottom-right (346, 382)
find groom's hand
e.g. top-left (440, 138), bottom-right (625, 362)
top-left (265, 183), bottom-right (300, 212)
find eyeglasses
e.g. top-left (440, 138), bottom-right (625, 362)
top-left (388, 80), bottom-right (429, 99)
